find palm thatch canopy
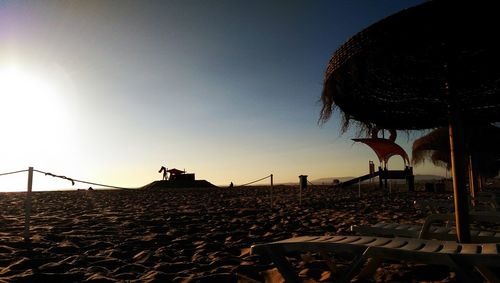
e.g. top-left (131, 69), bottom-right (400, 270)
top-left (320, 0), bottom-right (500, 131)
top-left (412, 128), bottom-right (450, 168)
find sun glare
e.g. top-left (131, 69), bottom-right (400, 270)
top-left (0, 64), bottom-right (76, 191)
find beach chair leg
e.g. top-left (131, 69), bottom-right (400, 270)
top-left (474, 266), bottom-right (500, 283)
top-left (265, 246), bottom-right (302, 283)
top-left (442, 256), bottom-right (478, 283)
top-left (357, 256), bottom-right (382, 279)
top-left (337, 253), bottom-right (367, 283)
top-left (320, 251), bottom-right (337, 273)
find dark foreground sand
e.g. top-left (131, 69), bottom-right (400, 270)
top-left (0, 185), bottom-right (484, 282)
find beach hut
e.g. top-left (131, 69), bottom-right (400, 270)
top-left (320, 0), bottom-right (500, 242)
top-left (167, 168), bottom-right (195, 181)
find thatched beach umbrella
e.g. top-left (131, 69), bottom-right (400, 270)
top-left (413, 125), bottom-right (500, 185)
top-left (320, 1), bottom-right (500, 243)
top-left (412, 128), bottom-right (450, 168)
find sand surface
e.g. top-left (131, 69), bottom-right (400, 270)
top-left (0, 185), bottom-right (480, 282)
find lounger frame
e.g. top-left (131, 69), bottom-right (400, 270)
top-left (251, 235), bottom-right (500, 282)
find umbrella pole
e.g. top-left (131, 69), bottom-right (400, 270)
top-left (468, 155), bottom-right (474, 200)
top-left (447, 86), bottom-right (471, 243)
top-left (468, 154), bottom-right (479, 197)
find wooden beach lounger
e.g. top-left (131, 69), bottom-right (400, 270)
top-left (473, 191), bottom-right (500, 211)
top-left (251, 235), bottom-right (500, 282)
top-left (413, 194), bottom-right (499, 214)
top-left (352, 212), bottom-right (500, 242)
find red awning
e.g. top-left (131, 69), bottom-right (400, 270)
top-left (353, 138), bottom-right (409, 165)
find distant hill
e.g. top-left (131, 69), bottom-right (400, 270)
top-left (414, 174), bottom-right (446, 181)
top-left (141, 180), bottom-right (217, 190)
top-left (310, 177), bottom-right (356, 185)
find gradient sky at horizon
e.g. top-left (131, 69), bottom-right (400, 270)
top-left (0, 0), bottom-right (444, 191)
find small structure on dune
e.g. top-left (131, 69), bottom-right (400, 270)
top-left (143, 167), bottom-right (217, 189)
top-left (166, 168), bottom-right (192, 181)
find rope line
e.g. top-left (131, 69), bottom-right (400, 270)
top-left (0, 169), bottom-right (29, 177)
top-left (2, 168), bottom-right (272, 190)
top-left (33, 169), bottom-right (136, 190)
top-left (236, 175), bottom-right (271, 187)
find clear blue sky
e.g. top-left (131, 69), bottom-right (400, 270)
top-left (1, 0), bottom-right (441, 191)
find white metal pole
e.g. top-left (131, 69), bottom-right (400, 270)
top-left (358, 178), bottom-right (361, 198)
top-left (299, 176), bottom-right (302, 207)
top-left (24, 167), bottom-right (33, 242)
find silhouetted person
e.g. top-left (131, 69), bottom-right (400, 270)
top-left (159, 166), bottom-right (168, 180)
top-left (229, 182), bottom-right (234, 189)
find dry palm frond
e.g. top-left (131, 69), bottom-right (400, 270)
top-left (412, 125), bottom-right (500, 177)
top-left (412, 127), bottom-right (449, 167)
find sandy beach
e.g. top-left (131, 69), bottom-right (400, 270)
top-left (0, 185), bottom-right (479, 282)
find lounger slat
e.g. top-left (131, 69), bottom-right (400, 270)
top-left (382, 223), bottom-right (400, 229)
top-left (399, 239), bottom-right (425, 251)
top-left (336, 236), bottom-right (362, 244)
top-left (431, 227), bottom-right (451, 234)
top-left (279, 236), bottom-right (319, 243)
top-left (441, 242), bottom-right (460, 253)
top-left (478, 231), bottom-right (495, 237)
top-left (419, 242), bottom-right (443, 253)
top-left (327, 236), bottom-right (346, 242)
top-left (309, 236), bottom-right (336, 242)
top-left (352, 224), bottom-right (418, 237)
top-left (481, 244), bottom-right (499, 255)
top-left (350, 237), bottom-right (378, 245)
top-left (407, 225), bottom-right (421, 231)
top-left (365, 238), bottom-right (392, 247)
top-left (394, 224), bottom-right (412, 230)
top-left (460, 244), bottom-right (480, 254)
top-left (372, 222), bottom-right (388, 228)
top-left (381, 239), bottom-right (408, 249)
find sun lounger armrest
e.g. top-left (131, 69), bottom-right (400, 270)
top-left (418, 213), bottom-right (454, 239)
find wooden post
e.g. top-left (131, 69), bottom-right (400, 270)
top-left (298, 175), bottom-right (307, 207)
top-left (24, 167), bottom-right (33, 242)
top-left (358, 178), bottom-right (361, 198)
top-left (369, 161), bottom-right (374, 184)
top-left (299, 183), bottom-right (302, 207)
top-left (447, 81), bottom-right (471, 243)
top-left (468, 154), bottom-right (479, 198)
top-left (468, 155), bottom-right (475, 208)
top-left (378, 167), bottom-right (383, 189)
top-left (384, 167), bottom-right (388, 189)
top-left (270, 174), bottom-right (273, 209)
